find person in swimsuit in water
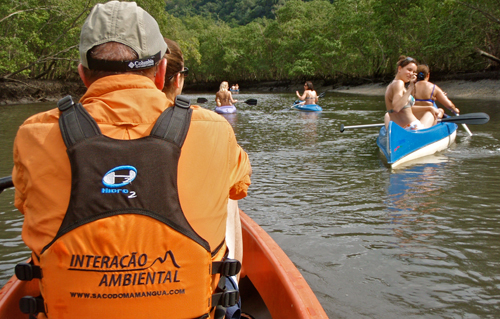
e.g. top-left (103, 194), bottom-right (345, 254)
top-left (385, 56), bottom-right (440, 130)
top-left (216, 81), bottom-right (238, 107)
top-left (296, 81), bottom-right (318, 105)
top-left (414, 64), bottom-right (459, 119)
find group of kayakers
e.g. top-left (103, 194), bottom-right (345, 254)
top-left (10, 1), bottom-right (252, 319)
top-left (385, 55), bottom-right (460, 130)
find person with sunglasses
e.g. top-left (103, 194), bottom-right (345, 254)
top-left (162, 38), bottom-right (251, 319)
top-left (385, 56), bottom-right (440, 130)
top-left (414, 64), bottom-right (459, 119)
top-left (215, 81), bottom-right (239, 113)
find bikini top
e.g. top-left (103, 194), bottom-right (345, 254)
top-left (415, 84), bottom-right (436, 103)
top-left (387, 95), bottom-right (415, 113)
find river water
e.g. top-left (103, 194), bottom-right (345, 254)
top-left (1, 93), bottom-right (499, 318)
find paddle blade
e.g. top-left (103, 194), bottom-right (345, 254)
top-left (318, 92), bottom-right (325, 98)
top-left (245, 99), bottom-right (258, 105)
top-left (440, 112), bottom-right (490, 125)
top-left (197, 98), bottom-right (208, 103)
top-left (0, 176), bottom-right (13, 194)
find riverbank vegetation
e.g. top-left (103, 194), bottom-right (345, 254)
top-left (1, 0), bottom-right (499, 85)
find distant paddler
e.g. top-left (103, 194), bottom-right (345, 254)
top-left (296, 81), bottom-right (318, 105)
top-left (215, 81), bottom-right (238, 114)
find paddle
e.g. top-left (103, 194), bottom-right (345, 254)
top-left (340, 123), bottom-right (384, 132)
top-left (453, 111), bottom-right (473, 136)
top-left (340, 112), bottom-right (490, 133)
top-left (196, 98), bottom-right (258, 106)
top-left (440, 112), bottom-right (489, 125)
top-left (0, 176), bottom-right (13, 194)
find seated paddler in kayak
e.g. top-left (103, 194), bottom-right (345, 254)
top-left (384, 56), bottom-right (441, 130)
top-left (161, 38), bottom-right (246, 318)
top-left (414, 64), bottom-right (460, 119)
top-left (215, 81), bottom-right (238, 113)
top-left (295, 81), bottom-right (318, 105)
top-left (11, 2), bottom-right (252, 318)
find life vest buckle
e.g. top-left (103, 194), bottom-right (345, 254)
top-left (57, 95), bottom-right (75, 111)
top-left (212, 290), bottom-right (239, 308)
top-left (15, 262), bottom-right (42, 281)
top-left (174, 95), bottom-right (191, 109)
top-left (19, 296), bottom-right (45, 315)
top-left (212, 259), bottom-right (241, 276)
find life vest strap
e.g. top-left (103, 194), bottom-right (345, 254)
top-left (19, 296), bottom-right (45, 315)
top-left (211, 289), bottom-right (239, 308)
top-left (15, 262), bottom-right (42, 281)
top-left (57, 95), bottom-right (102, 147)
top-left (212, 258), bottom-right (241, 276)
top-left (150, 95), bottom-right (192, 147)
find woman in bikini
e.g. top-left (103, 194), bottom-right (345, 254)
top-left (296, 81), bottom-right (318, 105)
top-left (385, 56), bottom-right (440, 130)
top-left (216, 81), bottom-right (238, 107)
top-left (414, 64), bottom-right (459, 119)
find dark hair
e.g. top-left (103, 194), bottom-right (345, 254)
top-left (305, 81), bottom-right (314, 90)
top-left (397, 55), bottom-right (418, 68)
top-left (162, 38), bottom-right (184, 93)
top-left (416, 64), bottom-right (429, 81)
top-left (83, 42), bottom-right (156, 81)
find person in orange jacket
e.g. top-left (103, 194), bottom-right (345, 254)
top-left (12, 2), bottom-right (251, 318)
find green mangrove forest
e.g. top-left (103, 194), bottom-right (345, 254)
top-left (1, 0), bottom-right (499, 85)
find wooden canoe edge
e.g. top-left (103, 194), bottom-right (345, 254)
top-left (240, 211), bottom-right (328, 319)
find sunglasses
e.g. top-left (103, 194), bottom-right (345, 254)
top-left (168, 67), bottom-right (189, 80)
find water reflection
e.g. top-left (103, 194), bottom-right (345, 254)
top-left (220, 113), bottom-right (238, 127)
top-left (298, 111), bottom-right (320, 145)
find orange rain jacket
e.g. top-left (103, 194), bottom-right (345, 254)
top-left (12, 74), bottom-right (251, 260)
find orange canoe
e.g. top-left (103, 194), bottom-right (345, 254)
top-left (0, 210), bottom-right (327, 319)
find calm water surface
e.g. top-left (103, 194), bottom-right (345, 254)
top-left (1, 93), bottom-right (499, 318)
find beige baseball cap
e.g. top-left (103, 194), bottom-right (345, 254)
top-left (79, 1), bottom-right (168, 71)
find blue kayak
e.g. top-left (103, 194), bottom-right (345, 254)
top-left (377, 121), bottom-right (458, 168)
top-left (215, 105), bottom-right (237, 114)
top-left (291, 102), bottom-right (322, 112)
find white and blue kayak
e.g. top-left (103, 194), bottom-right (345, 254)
top-left (215, 105), bottom-right (237, 114)
top-left (291, 102), bottom-right (322, 112)
top-left (377, 121), bottom-right (458, 168)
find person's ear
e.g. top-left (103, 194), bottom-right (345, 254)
top-left (78, 64), bottom-right (92, 88)
top-left (154, 58), bottom-right (167, 90)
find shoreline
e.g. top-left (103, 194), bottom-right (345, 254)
top-left (330, 79), bottom-right (500, 100)
top-left (1, 78), bottom-right (499, 105)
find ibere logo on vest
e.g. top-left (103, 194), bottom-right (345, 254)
top-left (102, 165), bottom-right (137, 195)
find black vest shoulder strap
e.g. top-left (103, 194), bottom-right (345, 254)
top-left (58, 95), bottom-right (101, 148)
top-left (150, 95), bottom-right (192, 148)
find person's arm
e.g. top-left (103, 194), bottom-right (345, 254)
top-left (314, 91), bottom-right (319, 104)
top-left (215, 92), bottom-right (222, 107)
top-left (12, 137), bottom-right (27, 216)
top-left (296, 90), bottom-right (307, 100)
top-left (390, 80), bottom-right (415, 112)
top-left (226, 199), bottom-right (243, 281)
top-left (435, 86), bottom-right (459, 114)
top-left (229, 92), bottom-right (238, 104)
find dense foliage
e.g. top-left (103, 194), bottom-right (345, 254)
top-left (1, 0), bottom-right (498, 83)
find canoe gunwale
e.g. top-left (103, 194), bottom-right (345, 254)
top-left (239, 211), bottom-right (328, 319)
